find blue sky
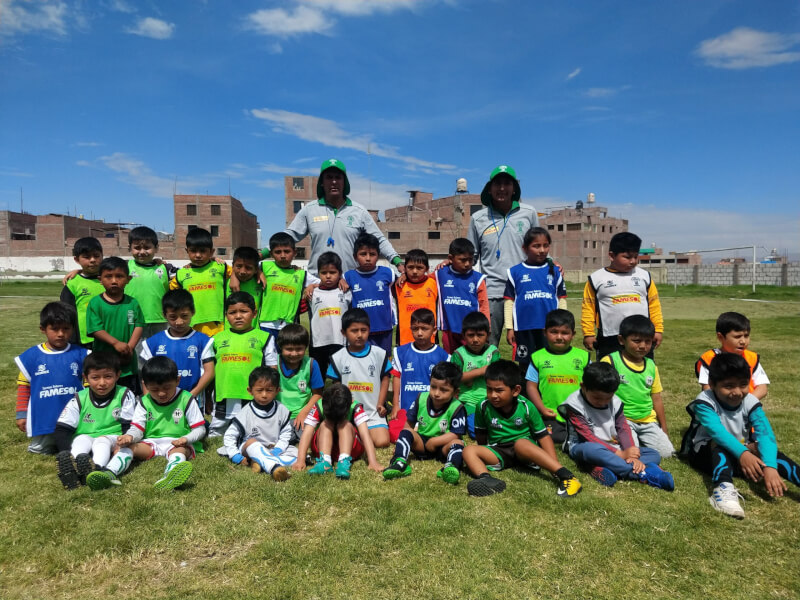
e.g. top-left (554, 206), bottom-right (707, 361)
top-left (1, 0), bottom-right (798, 259)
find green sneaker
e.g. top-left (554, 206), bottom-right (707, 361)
top-left (308, 457), bottom-right (333, 475)
top-left (154, 461), bottom-right (193, 490)
top-left (437, 464), bottom-right (460, 485)
top-left (335, 456), bottom-right (353, 480)
top-left (382, 458), bottom-right (412, 480)
top-left (86, 469), bottom-right (121, 491)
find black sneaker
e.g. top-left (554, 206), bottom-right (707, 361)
top-left (75, 453), bottom-right (96, 485)
top-left (56, 451), bottom-right (80, 490)
top-left (467, 474), bottom-right (506, 497)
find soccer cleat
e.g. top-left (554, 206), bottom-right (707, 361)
top-left (335, 456), bottom-right (353, 480)
top-left (557, 476), bottom-right (582, 498)
top-left (308, 457), bottom-right (333, 475)
top-left (639, 463), bottom-right (675, 492)
top-left (154, 461), bottom-right (193, 490)
top-left (271, 466), bottom-right (291, 482)
top-left (709, 482), bottom-right (745, 519)
top-left (86, 469), bottom-right (121, 491)
top-left (75, 453), bottom-right (96, 485)
top-left (467, 474), bottom-right (506, 497)
top-left (590, 466), bottom-right (618, 487)
top-left (382, 458), bottom-right (412, 480)
top-left (56, 451), bottom-right (80, 490)
top-left (437, 465), bottom-right (461, 485)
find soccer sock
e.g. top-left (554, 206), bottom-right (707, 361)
top-left (338, 453), bottom-right (351, 462)
top-left (323, 454), bottom-right (332, 464)
top-left (106, 447), bottom-right (133, 475)
top-left (165, 452), bottom-right (186, 474)
top-left (555, 467), bottom-right (574, 481)
top-left (394, 430), bottom-right (413, 462)
top-left (446, 444), bottom-right (463, 469)
top-left (776, 452), bottom-right (800, 486)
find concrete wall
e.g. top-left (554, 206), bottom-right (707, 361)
top-left (664, 262), bottom-right (799, 287)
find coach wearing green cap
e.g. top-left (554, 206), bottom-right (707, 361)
top-left (467, 165), bottom-right (540, 347)
top-left (285, 159), bottom-right (403, 276)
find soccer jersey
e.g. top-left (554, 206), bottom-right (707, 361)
top-left (395, 276), bottom-right (438, 346)
top-left (304, 399), bottom-right (369, 429)
top-left (504, 261), bottom-right (565, 331)
top-left (391, 343), bottom-right (450, 412)
top-left (435, 266), bottom-right (486, 334)
top-left (258, 262), bottom-right (307, 328)
top-left (584, 267), bottom-right (659, 338)
top-left (58, 386), bottom-right (136, 437)
top-left (474, 396), bottom-right (547, 445)
top-left (62, 273), bottom-right (105, 344)
top-left (140, 329), bottom-right (214, 394)
top-left (345, 266), bottom-right (396, 332)
top-left (681, 389), bottom-right (764, 456)
top-left (407, 392), bottom-right (466, 438)
top-left (558, 390), bottom-right (626, 450)
top-left (327, 344), bottom-right (390, 421)
top-left (695, 348), bottom-right (768, 393)
top-left (15, 343), bottom-right (89, 437)
top-left (605, 351), bottom-right (660, 422)
top-left (173, 261), bottom-right (229, 325)
top-left (450, 344), bottom-right (500, 412)
top-left (526, 347), bottom-right (589, 423)
top-left (224, 400), bottom-right (292, 455)
top-left (127, 260), bottom-right (170, 324)
top-left (213, 328), bottom-right (276, 402)
top-left (278, 357), bottom-right (324, 418)
top-left (86, 294), bottom-right (144, 377)
top-left (227, 277), bottom-right (264, 321)
top-left (308, 287), bottom-right (351, 348)
top-left (130, 389), bottom-right (205, 449)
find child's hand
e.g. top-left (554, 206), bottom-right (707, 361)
top-left (292, 461), bottom-right (306, 472)
top-left (172, 437), bottom-right (189, 448)
top-left (15, 418), bottom-right (26, 432)
top-left (368, 460), bottom-right (383, 473)
top-left (506, 329), bottom-right (516, 346)
top-left (619, 447), bottom-right (640, 460)
top-left (214, 257), bottom-right (226, 266)
top-left (338, 278), bottom-right (350, 292)
top-left (763, 467), bottom-right (787, 497)
top-left (541, 407), bottom-right (557, 419)
top-left (583, 336), bottom-right (596, 351)
top-left (377, 404), bottom-right (388, 418)
top-left (303, 283), bottom-right (318, 301)
top-left (739, 450), bottom-right (765, 482)
top-left (396, 273), bottom-right (407, 287)
top-left (117, 434), bottom-right (133, 447)
top-left (113, 340), bottom-right (130, 355)
top-left (388, 407), bottom-right (399, 422)
top-left (653, 332), bottom-right (663, 349)
top-left (62, 269), bottom-right (80, 285)
top-left (626, 457), bottom-right (645, 474)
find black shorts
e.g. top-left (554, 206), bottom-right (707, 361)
top-left (412, 434), bottom-right (447, 462)
top-left (487, 442), bottom-right (519, 470)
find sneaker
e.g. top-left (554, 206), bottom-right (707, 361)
top-left (639, 463), bottom-right (675, 492)
top-left (154, 461), bottom-right (193, 490)
top-left (557, 476), bottom-right (582, 498)
top-left (308, 457), bottom-right (333, 475)
top-left (590, 466), bottom-right (618, 487)
top-left (56, 451), bottom-right (80, 490)
top-left (75, 453), bottom-right (96, 485)
top-left (709, 482), bottom-right (745, 519)
top-left (335, 456), bottom-right (353, 480)
top-left (437, 464), bottom-right (461, 485)
top-left (271, 466), bottom-right (291, 482)
top-left (86, 469), bottom-right (121, 491)
top-left (467, 474), bottom-right (506, 497)
top-left (382, 458), bottom-right (412, 480)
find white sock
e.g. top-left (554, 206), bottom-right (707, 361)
top-left (165, 452), bottom-right (185, 474)
top-left (338, 453), bottom-right (351, 461)
top-left (323, 454), bottom-right (332, 464)
top-left (106, 447), bottom-right (133, 475)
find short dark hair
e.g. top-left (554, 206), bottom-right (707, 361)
top-left (277, 323), bottom-right (309, 349)
top-left (716, 312), bottom-right (750, 335)
top-left (405, 248), bottom-right (429, 270)
top-left (99, 256), bottom-right (129, 275)
top-left (430, 361), bottom-right (462, 391)
top-left (83, 351), bottom-right (121, 375)
top-left (40, 301), bottom-right (77, 329)
top-left (269, 232), bottom-right (295, 251)
top-left (233, 246), bottom-right (260, 266)
top-left (545, 309), bottom-right (574, 331)
top-left (72, 237), bottom-right (103, 257)
top-left (321, 382), bottom-right (352, 424)
top-left (186, 227), bottom-right (213, 249)
top-left (353, 232), bottom-right (380, 256)
top-left (141, 356), bottom-right (179, 385)
top-left (609, 232), bottom-right (641, 254)
top-left (342, 307), bottom-right (370, 331)
top-left (485, 360), bottom-right (521, 389)
top-left (249, 366), bottom-right (280, 388)
top-left (619, 315), bottom-right (655, 339)
top-left (582, 362), bottom-right (620, 393)
top-left (449, 237), bottom-right (475, 257)
top-left (410, 308), bottom-right (435, 327)
top-left (128, 226), bottom-right (158, 247)
top-left (461, 311), bottom-right (490, 334)
top-left (318, 251), bottom-right (342, 273)
top-left (523, 226), bottom-right (551, 246)
top-left (708, 353), bottom-right (751, 385)
top-left (225, 291), bottom-right (256, 311)
top-left (162, 289), bottom-right (195, 314)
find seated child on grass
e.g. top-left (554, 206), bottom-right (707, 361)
top-left (223, 366), bottom-right (297, 482)
top-left (681, 353), bottom-right (799, 519)
top-left (275, 324), bottom-right (324, 432)
top-left (294, 383), bottom-right (382, 479)
top-left (463, 360), bottom-right (582, 498)
top-left (558, 362), bottom-right (674, 490)
top-left (54, 352), bottom-right (136, 490)
top-left (383, 362), bottom-right (466, 485)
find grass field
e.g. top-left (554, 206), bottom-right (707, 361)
top-left (1, 281), bottom-right (799, 600)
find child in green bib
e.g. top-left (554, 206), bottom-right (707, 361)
top-left (276, 324), bottom-right (324, 433)
top-left (226, 246), bottom-right (264, 321)
top-left (60, 237), bottom-right (104, 347)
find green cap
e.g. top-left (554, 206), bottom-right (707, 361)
top-left (480, 164), bottom-right (521, 206)
top-left (317, 158), bottom-right (351, 199)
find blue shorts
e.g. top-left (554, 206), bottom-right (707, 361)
top-left (368, 330), bottom-right (393, 356)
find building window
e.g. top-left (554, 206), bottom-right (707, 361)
top-left (216, 247), bottom-right (227, 256)
top-left (557, 224), bottom-right (564, 231)
top-left (428, 231), bottom-right (440, 240)
top-left (295, 247), bottom-right (306, 259)
top-left (188, 225), bottom-right (198, 231)
top-left (211, 204), bottom-right (221, 216)
top-left (601, 226), bottom-right (605, 233)
top-left (469, 204), bottom-right (483, 215)
top-left (567, 223), bottom-right (581, 231)
top-left (210, 225), bottom-right (219, 237)
top-left (186, 205), bottom-right (197, 216)
top-left (609, 226), bottom-right (613, 233)
top-left (583, 240), bottom-right (589, 249)
top-left (292, 177), bottom-right (304, 191)
top-left (547, 224), bottom-right (555, 230)
top-left (293, 201), bottom-right (303, 214)
top-left (592, 241), bottom-right (597, 249)
top-left (388, 231), bottom-right (401, 240)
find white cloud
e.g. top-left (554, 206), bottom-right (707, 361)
top-left (73, 141), bottom-right (104, 147)
top-left (74, 160), bottom-right (91, 167)
top-left (245, 6), bottom-right (331, 37)
top-left (0, 0), bottom-right (68, 36)
top-left (250, 108), bottom-right (457, 172)
top-left (298, 0), bottom-right (419, 17)
top-left (566, 67), bottom-right (581, 80)
top-left (0, 167), bottom-right (33, 177)
top-left (696, 27), bottom-right (800, 69)
top-left (96, 152), bottom-right (206, 197)
top-left (584, 85), bottom-right (630, 98)
top-left (348, 173), bottom-right (412, 212)
top-left (125, 17), bottom-right (175, 40)
top-left (107, 0), bottom-right (135, 13)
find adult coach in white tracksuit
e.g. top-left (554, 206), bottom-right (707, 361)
top-left (467, 165), bottom-right (539, 347)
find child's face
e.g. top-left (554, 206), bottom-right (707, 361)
top-left (130, 240), bottom-right (157, 264)
top-left (232, 258), bottom-right (257, 283)
top-left (608, 251), bottom-right (639, 273)
top-left (280, 343), bottom-right (306, 367)
top-left (355, 246), bottom-right (378, 270)
top-left (485, 378), bottom-right (519, 411)
top-left (405, 261), bottom-right (428, 283)
top-left (524, 235), bottom-right (550, 265)
top-left (449, 252), bottom-right (474, 274)
top-left (717, 330), bottom-right (750, 354)
top-left (463, 328), bottom-right (488, 354)
top-left (86, 367), bottom-right (119, 397)
top-left (545, 324), bottom-right (574, 353)
top-left (710, 377), bottom-right (750, 408)
top-left (100, 267), bottom-right (130, 296)
top-left (147, 380), bottom-right (180, 404)
top-left (343, 322), bottom-right (369, 350)
top-left (41, 323), bottom-right (72, 350)
top-left (75, 250), bottom-right (103, 275)
top-left (428, 377), bottom-right (456, 407)
top-left (581, 385), bottom-right (615, 409)
top-left (410, 321), bottom-right (435, 347)
top-left (248, 378), bottom-right (279, 407)
top-left (186, 245), bottom-right (214, 267)
top-left (164, 307), bottom-right (194, 335)
top-left (318, 264), bottom-right (341, 289)
top-left (271, 245), bottom-right (296, 269)
top-left (619, 333), bottom-right (653, 361)
top-left (226, 302), bottom-right (255, 331)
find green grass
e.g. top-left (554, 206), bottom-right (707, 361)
top-left (1, 284), bottom-right (799, 599)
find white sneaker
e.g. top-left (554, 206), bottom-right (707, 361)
top-left (709, 482), bottom-right (745, 519)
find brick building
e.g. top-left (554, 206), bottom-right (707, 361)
top-left (173, 194), bottom-right (259, 257)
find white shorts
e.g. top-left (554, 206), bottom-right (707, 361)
top-left (141, 437), bottom-right (196, 460)
top-left (366, 413), bottom-right (388, 430)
